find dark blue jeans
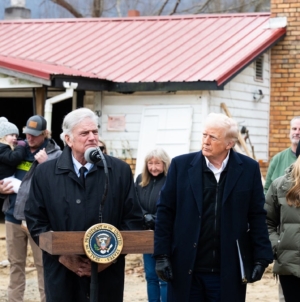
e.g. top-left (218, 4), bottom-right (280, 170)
top-left (143, 254), bottom-right (167, 302)
top-left (189, 272), bottom-right (221, 302)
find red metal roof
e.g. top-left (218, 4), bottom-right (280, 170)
top-left (0, 13), bottom-right (286, 87)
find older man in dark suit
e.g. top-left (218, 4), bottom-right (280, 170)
top-left (154, 112), bottom-right (273, 302)
top-left (24, 108), bottom-right (142, 302)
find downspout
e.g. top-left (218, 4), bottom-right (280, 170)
top-left (44, 82), bottom-right (78, 132)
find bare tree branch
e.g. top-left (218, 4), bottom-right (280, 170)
top-left (253, 0), bottom-right (266, 12)
top-left (170, 0), bottom-right (181, 15)
top-left (157, 0), bottom-right (170, 16)
top-left (220, 0), bottom-right (262, 13)
top-left (92, 0), bottom-right (103, 17)
top-left (195, 0), bottom-right (214, 13)
top-left (236, 0), bottom-right (245, 12)
top-left (50, 0), bottom-right (83, 17)
top-left (176, 0), bottom-right (267, 14)
top-left (45, 0), bottom-right (269, 19)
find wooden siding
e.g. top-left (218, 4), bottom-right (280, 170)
top-left (211, 52), bottom-right (270, 161)
top-left (94, 53), bottom-right (270, 163)
top-left (100, 94), bottom-right (202, 159)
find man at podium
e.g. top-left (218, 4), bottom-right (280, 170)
top-left (24, 108), bottom-right (143, 302)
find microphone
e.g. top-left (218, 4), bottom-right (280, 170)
top-left (84, 147), bottom-right (102, 163)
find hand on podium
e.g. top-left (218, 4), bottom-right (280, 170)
top-left (155, 255), bottom-right (173, 282)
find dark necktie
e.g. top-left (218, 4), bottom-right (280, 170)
top-left (79, 166), bottom-right (87, 187)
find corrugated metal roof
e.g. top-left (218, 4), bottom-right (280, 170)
top-left (0, 13), bottom-right (286, 87)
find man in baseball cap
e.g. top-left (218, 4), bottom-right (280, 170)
top-left (23, 115), bottom-right (47, 136)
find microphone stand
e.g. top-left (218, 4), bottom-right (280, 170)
top-left (90, 146), bottom-right (109, 302)
top-left (96, 147), bottom-right (109, 223)
top-left (90, 262), bottom-right (99, 302)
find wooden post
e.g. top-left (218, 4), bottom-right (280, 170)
top-left (35, 87), bottom-right (46, 116)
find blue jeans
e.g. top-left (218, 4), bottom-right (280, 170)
top-left (189, 272), bottom-right (221, 302)
top-left (143, 254), bottom-right (167, 302)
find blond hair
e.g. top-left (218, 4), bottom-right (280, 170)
top-left (286, 155), bottom-right (300, 207)
top-left (140, 148), bottom-right (171, 187)
top-left (0, 136), bottom-right (14, 150)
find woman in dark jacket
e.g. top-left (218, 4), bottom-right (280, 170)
top-left (135, 148), bottom-right (171, 302)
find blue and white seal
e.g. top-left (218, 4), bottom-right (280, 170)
top-left (83, 223), bottom-right (123, 263)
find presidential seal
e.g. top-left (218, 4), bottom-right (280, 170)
top-left (83, 223), bottom-right (123, 263)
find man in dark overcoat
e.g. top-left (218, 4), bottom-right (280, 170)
top-left (24, 108), bottom-right (143, 302)
top-left (154, 112), bottom-right (273, 302)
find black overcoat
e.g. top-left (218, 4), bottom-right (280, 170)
top-left (25, 146), bottom-right (143, 302)
top-left (154, 150), bottom-right (273, 302)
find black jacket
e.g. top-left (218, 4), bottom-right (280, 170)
top-left (25, 146), bottom-right (143, 302)
top-left (0, 143), bottom-right (25, 179)
top-left (135, 173), bottom-right (166, 216)
top-left (154, 150), bottom-right (273, 302)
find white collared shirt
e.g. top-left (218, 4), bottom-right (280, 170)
top-left (72, 154), bottom-right (93, 177)
top-left (204, 151), bottom-right (230, 183)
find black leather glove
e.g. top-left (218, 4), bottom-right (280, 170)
top-left (143, 214), bottom-right (156, 230)
top-left (155, 255), bottom-right (173, 282)
top-left (251, 262), bottom-right (265, 282)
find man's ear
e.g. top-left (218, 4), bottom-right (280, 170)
top-left (65, 135), bottom-right (72, 147)
top-left (226, 141), bottom-right (234, 150)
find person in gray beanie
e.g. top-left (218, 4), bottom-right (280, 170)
top-left (0, 117), bottom-right (26, 182)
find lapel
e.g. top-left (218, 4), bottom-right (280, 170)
top-left (222, 150), bottom-right (243, 204)
top-left (56, 146), bottom-right (82, 186)
top-left (188, 151), bottom-right (203, 214)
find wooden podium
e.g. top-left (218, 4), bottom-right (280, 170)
top-left (39, 230), bottom-right (154, 301)
top-left (39, 230), bottom-right (154, 255)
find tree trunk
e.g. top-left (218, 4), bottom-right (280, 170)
top-left (92, 0), bottom-right (103, 17)
top-left (51, 0), bottom-right (83, 18)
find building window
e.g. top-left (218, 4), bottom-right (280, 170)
top-left (255, 56), bottom-right (263, 81)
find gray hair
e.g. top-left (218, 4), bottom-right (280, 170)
top-left (140, 148), bottom-right (171, 187)
top-left (290, 116), bottom-right (300, 126)
top-left (204, 113), bottom-right (239, 144)
top-left (60, 108), bottom-right (98, 145)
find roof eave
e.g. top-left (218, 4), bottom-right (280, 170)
top-left (52, 75), bottom-right (223, 92)
top-left (0, 67), bottom-right (51, 86)
top-left (217, 28), bottom-right (287, 86)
